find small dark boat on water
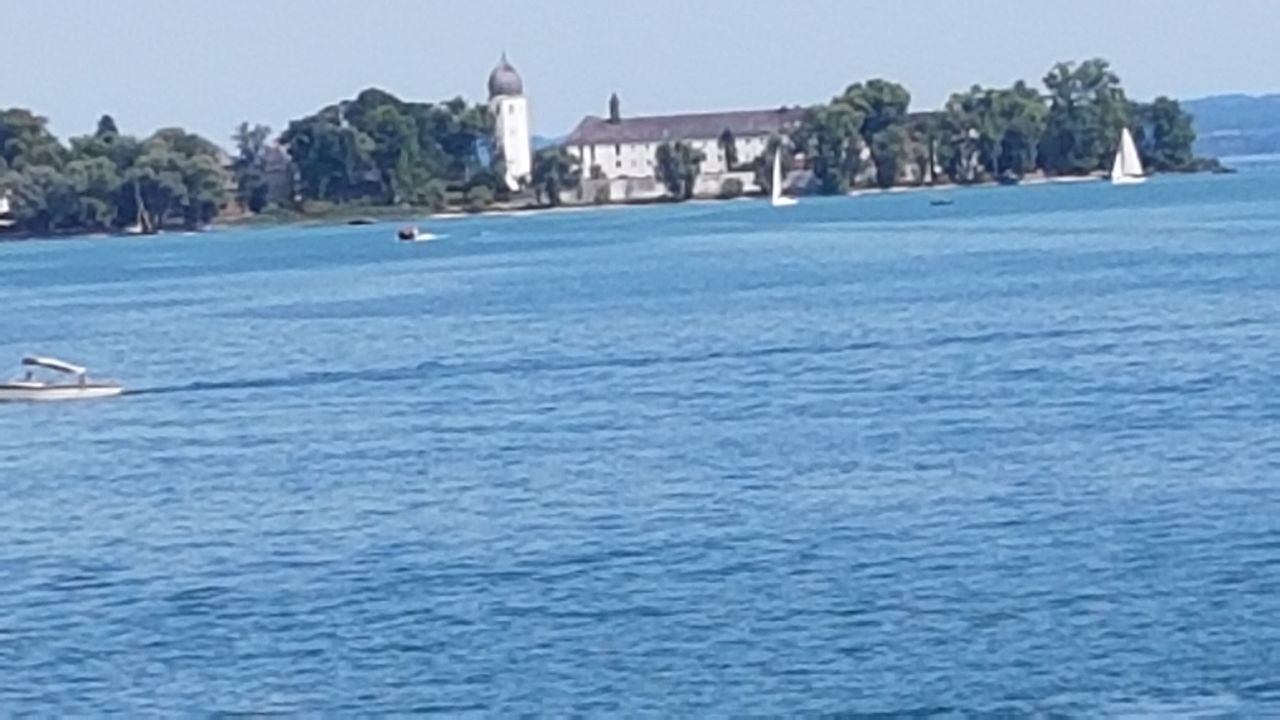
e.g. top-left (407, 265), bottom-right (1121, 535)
top-left (930, 199), bottom-right (955, 207)
top-left (397, 225), bottom-right (438, 243)
top-left (348, 217), bottom-right (377, 226)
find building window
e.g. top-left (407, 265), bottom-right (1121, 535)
top-left (615, 143), bottom-right (621, 156)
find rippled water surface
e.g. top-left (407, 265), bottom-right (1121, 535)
top-left (2, 168), bottom-right (1279, 715)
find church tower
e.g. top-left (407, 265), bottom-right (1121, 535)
top-left (488, 54), bottom-right (531, 191)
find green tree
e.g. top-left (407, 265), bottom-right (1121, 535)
top-left (791, 103), bottom-right (863, 194)
top-left (654, 141), bottom-right (705, 200)
top-left (95, 114), bottom-right (119, 139)
top-left (365, 105), bottom-right (429, 203)
top-left (65, 156), bottom-right (122, 230)
top-left (1038, 58), bottom-right (1127, 175)
top-left (837, 79), bottom-right (911, 186)
top-left (123, 128), bottom-right (229, 229)
top-left (840, 79), bottom-right (911, 140)
top-left (281, 111), bottom-right (377, 203)
top-left (905, 112), bottom-right (943, 185)
top-left (280, 89), bottom-right (499, 209)
top-left (4, 166), bottom-right (79, 233)
top-left (871, 125), bottom-right (909, 188)
top-left (996, 83), bottom-right (1048, 179)
top-left (1131, 97), bottom-right (1196, 172)
top-left (0, 108), bottom-right (66, 169)
top-left (529, 147), bottom-right (581, 207)
top-left (233, 122), bottom-right (273, 213)
top-left (941, 81), bottom-right (1046, 182)
top-left (718, 128), bottom-right (738, 170)
top-left (412, 97), bottom-right (494, 183)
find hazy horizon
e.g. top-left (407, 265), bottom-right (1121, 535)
top-left (3, 0), bottom-right (1279, 147)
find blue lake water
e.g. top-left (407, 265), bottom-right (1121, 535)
top-left (2, 168), bottom-right (1279, 715)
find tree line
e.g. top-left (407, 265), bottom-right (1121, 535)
top-left (633, 58), bottom-right (1205, 201)
top-left (0, 88), bottom-right (517, 236)
top-left (784, 58), bottom-right (1205, 195)
top-left (250, 88), bottom-right (508, 214)
top-left (519, 58), bottom-right (1209, 206)
top-left (0, 57), bottom-right (1211, 234)
top-left (0, 110), bottom-right (228, 235)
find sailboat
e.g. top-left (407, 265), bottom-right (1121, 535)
top-left (0, 191), bottom-right (13, 229)
top-left (1110, 127), bottom-right (1146, 185)
top-left (770, 147), bottom-right (797, 208)
top-left (124, 179), bottom-right (157, 235)
top-left (397, 225), bottom-right (439, 243)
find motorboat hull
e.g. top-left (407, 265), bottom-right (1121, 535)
top-left (0, 383), bottom-right (123, 402)
top-left (399, 232), bottom-right (439, 243)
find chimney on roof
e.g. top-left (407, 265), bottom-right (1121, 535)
top-left (608, 93), bottom-right (621, 124)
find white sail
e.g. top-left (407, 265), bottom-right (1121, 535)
top-left (0, 193), bottom-right (10, 216)
top-left (770, 147), bottom-right (796, 207)
top-left (1111, 127), bottom-right (1145, 184)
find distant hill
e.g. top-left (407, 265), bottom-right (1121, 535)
top-left (1185, 94), bottom-right (1280, 157)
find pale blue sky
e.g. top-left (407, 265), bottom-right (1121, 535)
top-left (2, 0), bottom-right (1276, 147)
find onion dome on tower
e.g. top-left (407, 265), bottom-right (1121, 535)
top-left (488, 53), bottom-right (524, 98)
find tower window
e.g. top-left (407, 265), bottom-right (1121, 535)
top-left (615, 144), bottom-right (621, 156)
top-left (508, 105), bottom-right (516, 115)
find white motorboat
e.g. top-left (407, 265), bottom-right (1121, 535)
top-left (1110, 127), bottom-right (1146, 185)
top-left (770, 147), bottom-right (797, 208)
top-left (397, 225), bottom-right (439, 243)
top-left (0, 356), bottom-right (123, 402)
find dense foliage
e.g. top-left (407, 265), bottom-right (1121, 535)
top-left (529, 147), bottom-right (581, 207)
top-left (278, 89), bottom-right (500, 210)
top-left (0, 57), bottom-right (1215, 234)
top-left (0, 110), bottom-right (228, 234)
top-left (789, 58), bottom-right (1205, 193)
top-left (654, 141), bottom-right (705, 200)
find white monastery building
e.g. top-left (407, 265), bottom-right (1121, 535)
top-left (564, 94), bottom-right (805, 182)
top-left (488, 54), bottom-right (532, 191)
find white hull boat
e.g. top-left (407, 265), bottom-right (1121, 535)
top-left (0, 383), bottom-right (124, 402)
top-left (398, 226), bottom-right (438, 243)
top-left (0, 356), bottom-right (123, 402)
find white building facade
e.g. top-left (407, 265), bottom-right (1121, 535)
top-left (564, 96), bottom-right (805, 185)
top-left (488, 54), bottom-right (532, 191)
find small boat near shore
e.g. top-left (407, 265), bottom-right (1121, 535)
top-left (397, 226), bottom-right (438, 242)
top-left (0, 356), bottom-right (123, 402)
